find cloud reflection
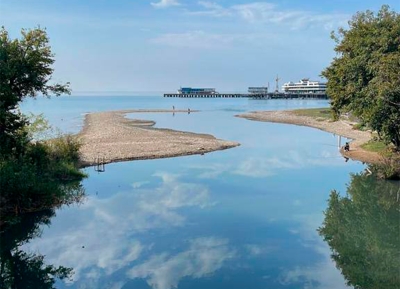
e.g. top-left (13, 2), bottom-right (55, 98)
top-left (280, 244), bottom-right (351, 289)
top-left (281, 214), bottom-right (351, 289)
top-left (23, 173), bottom-right (212, 283)
top-left (127, 237), bottom-right (236, 289)
top-left (190, 149), bottom-right (347, 179)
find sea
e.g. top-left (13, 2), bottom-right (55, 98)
top-left (15, 95), bottom-right (397, 289)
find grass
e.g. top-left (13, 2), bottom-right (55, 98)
top-left (291, 108), bottom-right (362, 123)
top-left (290, 108), bottom-right (399, 179)
top-left (361, 140), bottom-right (388, 154)
top-left (291, 108), bottom-right (333, 120)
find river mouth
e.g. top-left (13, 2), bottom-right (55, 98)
top-left (16, 95), bottom-right (392, 289)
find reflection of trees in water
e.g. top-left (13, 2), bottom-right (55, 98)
top-left (319, 173), bottom-right (400, 289)
top-left (0, 183), bottom-right (85, 289)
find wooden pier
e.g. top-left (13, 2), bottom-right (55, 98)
top-left (163, 92), bottom-right (328, 99)
top-left (164, 93), bottom-right (252, 98)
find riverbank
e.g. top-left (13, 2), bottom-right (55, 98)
top-left (78, 109), bottom-right (240, 167)
top-left (237, 110), bottom-right (382, 164)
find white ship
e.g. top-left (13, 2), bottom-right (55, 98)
top-left (282, 78), bottom-right (326, 94)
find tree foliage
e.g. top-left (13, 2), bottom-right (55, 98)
top-left (0, 25), bottom-right (85, 288)
top-left (0, 209), bottom-right (82, 288)
top-left (0, 26), bottom-right (70, 156)
top-left (322, 5), bottom-right (400, 149)
top-left (0, 27), bottom-right (85, 221)
top-left (319, 173), bottom-right (400, 289)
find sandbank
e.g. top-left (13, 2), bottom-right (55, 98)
top-left (78, 109), bottom-right (239, 167)
top-left (237, 110), bottom-right (382, 164)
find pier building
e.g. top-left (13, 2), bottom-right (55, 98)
top-left (248, 87), bottom-right (269, 95)
top-left (178, 87), bottom-right (217, 94)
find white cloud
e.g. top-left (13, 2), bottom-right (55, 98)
top-left (280, 214), bottom-right (351, 289)
top-left (186, 147), bottom-right (346, 180)
top-left (190, 1), bottom-right (232, 17)
top-left (132, 181), bottom-right (149, 188)
top-left (280, 257), bottom-right (351, 289)
top-left (233, 156), bottom-right (296, 177)
top-left (151, 0), bottom-right (180, 9)
top-left (187, 163), bottom-right (231, 179)
top-left (150, 30), bottom-right (247, 49)
top-left (232, 2), bottom-right (276, 23)
top-left (280, 241), bottom-right (351, 289)
top-left (127, 237), bottom-right (236, 289)
top-left (23, 172), bottom-right (212, 284)
top-left (188, 1), bottom-right (349, 30)
top-left (233, 149), bottom-right (348, 178)
top-left (245, 244), bottom-right (276, 256)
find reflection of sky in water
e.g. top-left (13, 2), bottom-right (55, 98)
top-left (21, 96), bottom-right (361, 288)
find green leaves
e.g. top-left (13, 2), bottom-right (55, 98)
top-left (0, 27), bottom-right (86, 221)
top-left (0, 27), bottom-right (70, 156)
top-left (322, 5), bottom-right (400, 149)
top-left (319, 173), bottom-right (400, 288)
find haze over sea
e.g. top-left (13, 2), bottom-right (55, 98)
top-left (19, 95), bottom-right (370, 288)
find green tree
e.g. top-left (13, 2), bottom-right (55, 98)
top-left (322, 5), bottom-right (400, 149)
top-left (319, 173), bottom-right (400, 289)
top-left (0, 207), bottom-right (84, 288)
top-left (0, 27), bottom-right (70, 156)
top-left (0, 27), bottom-right (85, 219)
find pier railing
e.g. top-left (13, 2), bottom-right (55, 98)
top-left (163, 92), bottom-right (328, 99)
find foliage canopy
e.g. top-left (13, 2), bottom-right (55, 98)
top-left (0, 26), bottom-right (70, 156)
top-left (322, 5), bottom-right (400, 149)
top-left (0, 208), bottom-right (84, 288)
top-left (319, 173), bottom-right (400, 288)
top-left (0, 27), bottom-right (85, 220)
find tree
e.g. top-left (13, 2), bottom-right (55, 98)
top-left (0, 27), bottom-right (70, 156)
top-left (318, 172), bottom-right (400, 289)
top-left (0, 27), bottom-right (85, 219)
top-left (0, 209), bottom-right (79, 288)
top-left (322, 5), bottom-right (400, 149)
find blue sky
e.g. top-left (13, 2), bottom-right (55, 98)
top-left (1, 0), bottom-right (399, 94)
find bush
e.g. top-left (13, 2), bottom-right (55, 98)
top-left (370, 157), bottom-right (400, 180)
top-left (0, 135), bottom-right (86, 221)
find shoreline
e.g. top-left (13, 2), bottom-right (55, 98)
top-left (237, 110), bottom-right (383, 165)
top-left (77, 109), bottom-right (240, 167)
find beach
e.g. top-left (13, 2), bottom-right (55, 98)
top-left (78, 109), bottom-right (240, 167)
top-left (237, 110), bottom-right (382, 164)
top-left (78, 107), bottom-right (381, 167)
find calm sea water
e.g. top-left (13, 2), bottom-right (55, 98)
top-left (14, 95), bottom-right (397, 288)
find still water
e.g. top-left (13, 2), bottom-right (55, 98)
top-left (9, 96), bottom-right (399, 288)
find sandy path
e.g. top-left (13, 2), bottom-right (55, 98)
top-left (78, 109), bottom-right (239, 167)
top-left (237, 110), bottom-right (383, 164)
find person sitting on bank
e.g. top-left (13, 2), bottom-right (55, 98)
top-left (344, 142), bottom-right (350, 151)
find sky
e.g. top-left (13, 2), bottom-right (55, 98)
top-left (1, 0), bottom-right (399, 94)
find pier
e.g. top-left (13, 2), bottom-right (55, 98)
top-left (163, 92), bottom-right (328, 99)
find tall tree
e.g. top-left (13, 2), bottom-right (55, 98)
top-left (0, 27), bottom-right (85, 218)
top-left (319, 173), bottom-right (400, 289)
top-left (0, 210), bottom-right (76, 288)
top-left (322, 5), bottom-right (400, 149)
top-left (0, 27), bottom-right (70, 156)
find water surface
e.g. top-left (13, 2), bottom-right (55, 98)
top-left (14, 95), bottom-right (397, 289)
